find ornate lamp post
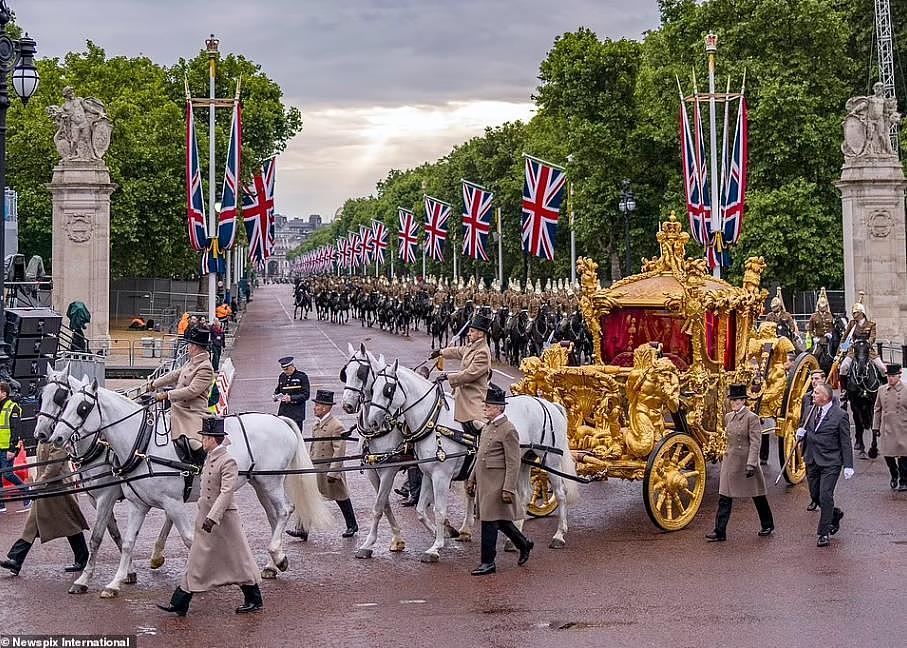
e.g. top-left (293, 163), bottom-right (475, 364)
top-left (618, 178), bottom-right (636, 277)
top-left (0, 1), bottom-right (39, 370)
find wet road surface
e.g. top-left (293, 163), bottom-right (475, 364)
top-left (2, 284), bottom-right (905, 647)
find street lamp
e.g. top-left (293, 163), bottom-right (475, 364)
top-left (618, 179), bottom-right (636, 277)
top-left (0, 1), bottom-right (39, 374)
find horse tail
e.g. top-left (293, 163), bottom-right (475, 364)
top-left (280, 416), bottom-right (333, 531)
top-left (549, 402), bottom-right (579, 506)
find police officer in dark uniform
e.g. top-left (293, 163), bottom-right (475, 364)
top-left (273, 357), bottom-right (310, 429)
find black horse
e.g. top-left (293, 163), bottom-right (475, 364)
top-left (844, 339), bottom-right (882, 458)
top-left (430, 301), bottom-right (452, 349)
top-left (505, 310), bottom-right (531, 366)
top-left (293, 285), bottom-right (311, 320)
top-left (810, 315), bottom-right (847, 377)
top-left (489, 307), bottom-right (509, 362)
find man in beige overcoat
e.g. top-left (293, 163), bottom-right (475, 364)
top-left (1, 441), bottom-right (89, 575)
top-left (432, 313), bottom-right (492, 437)
top-left (151, 326), bottom-right (215, 454)
top-left (465, 384), bottom-right (532, 576)
top-left (706, 384), bottom-right (775, 542)
top-left (309, 390), bottom-right (358, 537)
top-left (158, 418), bottom-right (262, 616)
top-left (873, 364), bottom-right (907, 491)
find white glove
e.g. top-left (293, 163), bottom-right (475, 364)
top-left (843, 468), bottom-right (854, 480)
top-left (795, 427), bottom-right (807, 440)
top-left (825, 332), bottom-right (832, 339)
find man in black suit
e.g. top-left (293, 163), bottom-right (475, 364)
top-left (796, 383), bottom-right (854, 547)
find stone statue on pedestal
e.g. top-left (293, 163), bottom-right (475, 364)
top-left (47, 87), bottom-right (112, 161)
top-left (842, 82), bottom-right (901, 158)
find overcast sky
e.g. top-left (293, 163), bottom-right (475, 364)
top-left (20, 1), bottom-right (661, 220)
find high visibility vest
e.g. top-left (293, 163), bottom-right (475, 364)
top-left (0, 398), bottom-right (21, 450)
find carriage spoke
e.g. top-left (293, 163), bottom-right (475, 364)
top-left (682, 487), bottom-right (696, 499)
top-left (665, 496), bottom-right (674, 519)
top-left (671, 444), bottom-right (683, 463)
top-left (672, 494), bottom-right (686, 516)
top-left (678, 452), bottom-right (695, 468)
top-left (655, 491), bottom-right (666, 511)
top-left (680, 470), bottom-right (700, 480)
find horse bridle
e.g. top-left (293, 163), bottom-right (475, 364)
top-left (340, 355), bottom-right (373, 405)
top-left (36, 378), bottom-right (74, 428)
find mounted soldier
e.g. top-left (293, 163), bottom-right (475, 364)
top-left (151, 326), bottom-right (215, 458)
top-left (431, 313), bottom-right (493, 436)
top-left (807, 288), bottom-right (836, 357)
top-left (837, 292), bottom-right (886, 387)
top-left (764, 287), bottom-right (802, 352)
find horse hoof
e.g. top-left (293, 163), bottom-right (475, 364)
top-left (388, 541), bottom-right (405, 553)
top-left (125, 572), bottom-right (138, 585)
top-left (68, 584), bottom-right (88, 595)
top-left (100, 588), bottom-right (118, 599)
top-left (549, 538), bottom-right (566, 549)
top-left (149, 556), bottom-right (164, 570)
top-left (453, 533), bottom-right (472, 543)
top-left (276, 556), bottom-right (289, 572)
top-left (261, 568), bottom-right (277, 580)
top-left (503, 540), bottom-right (517, 552)
top-left (420, 552), bottom-right (440, 564)
top-left (355, 548), bottom-right (374, 559)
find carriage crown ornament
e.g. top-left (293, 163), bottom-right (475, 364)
top-left (512, 212), bottom-right (817, 530)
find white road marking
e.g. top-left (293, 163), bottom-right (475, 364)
top-left (312, 321), bottom-right (348, 358)
top-left (400, 599), bottom-right (427, 604)
top-left (492, 368), bottom-right (516, 380)
top-left (355, 602), bottom-right (378, 608)
top-left (276, 293), bottom-right (294, 322)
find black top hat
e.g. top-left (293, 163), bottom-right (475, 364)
top-left (200, 417), bottom-right (226, 437)
top-left (279, 356), bottom-right (295, 368)
top-left (314, 389), bottom-right (335, 405)
top-left (469, 313), bottom-right (492, 334)
top-left (887, 363), bottom-right (902, 376)
top-left (184, 326), bottom-right (211, 348)
top-left (728, 384), bottom-right (749, 401)
top-left (484, 383), bottom-right (506, 406)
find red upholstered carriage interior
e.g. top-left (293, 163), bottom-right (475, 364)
top-left (599, 309), bottom-right (692, 370)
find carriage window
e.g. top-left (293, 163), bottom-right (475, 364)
top-left (598, 309), bottom-right (692, 370)
top-left (724, 313), bottom-right (737, 371)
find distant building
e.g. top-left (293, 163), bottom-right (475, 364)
top-left (266, 213), bottom-right (326, 276)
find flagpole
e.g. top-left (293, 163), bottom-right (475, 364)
top-left (706, 33), bottom-right (720, 279)
top-left (206, 35), bottom-right (219, 321)
top-left (453, 232), bottom-right (458, 283)
top-left (421, 246), bottom-right (426, 280)
top-left (569, 181), bottom-right (576, 285)
top-left (496, 207), bottom-right (503, 286)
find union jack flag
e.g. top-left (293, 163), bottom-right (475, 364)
top-left (679, 92), bottom-right (709, 247)
top-left (721, 97), bottom-right (748, 251)
top-left (199, 240), bottom-right (224, 274)
top-left (359, 224), bottom-right (374, 264)
top-left (336, 238), bottom-right (346, 270)
top-left (218, 101), bottom-right (242, 250)
top-left (185, 101), bottom-right (207, 251)
top-left (521, 155), bottom-right (566, 261)
top-left (372, 220), bottom-right (389, 265)
top-left (398, 208), bottom-right (418, 264)
top-left (423, 195), bottom-right (450, 263)
top-left (349, 231), bottom-right (362, 268)
top-left (242, 157), bottom-right (276, 268)
top-left (461, 180), bottom-right (493, 261)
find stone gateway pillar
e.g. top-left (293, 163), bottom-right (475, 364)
top-left (46, 88), bottom-right (115, 344)
top-left (836, 85), bottom-right (907, 342)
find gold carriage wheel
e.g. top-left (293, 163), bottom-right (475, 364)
top-left (778, 353), bottom-right (818, 484)
top-left (527, 467), bottom-right (558, 518)
top-left (643, 432), bottom-right (706, 531)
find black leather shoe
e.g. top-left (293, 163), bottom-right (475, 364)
top-left (400, 496), bottom-right (418, 507)
top-left (0, 559), bottom-right (21, 576)
top-left (285, 529), bottom-right (308, 541)
top-left (518, 540), bottom-right (534, 566)
top-left (891, 478), bottom-right (899, 490)
top-left (806, 501), bottom-right (818, 511)
top-left (757, 527), bottom-right (774, 537)
top-left (236, 601), bottom-right (263, 614)
top-left (471, 563), bottom-right (496, 576)
top-left (830, 509), bottom-right (844, 535)
top-left (817, 535), bottom-right (830, 547)
top-left (705, 533), bottom-right (726, 542)
top-left (341, 525), bottom-right (358, 538)
top-left (63, 562), bottom-right (86, 573)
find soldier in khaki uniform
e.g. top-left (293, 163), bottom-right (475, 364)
top-left (151, 326), bottom-right (215, 453)
top-left (838, 298), bottom-right (886, 378)
top-left (807, 288), bottom-right (835, 351)
top-left (309, 390), bottom-right (358, 536)
top-left (764, 288), bottom-right (801, 350)
top-left (465, 385), bottom-right (532, 575)
top-left (158, 418), bottom-right (262, 616)
top-left (706, 384), bottom-right (774, 542)
top-left (873, 364), bottom-right (907, 491)
top-left (432, 313), bottom-right (493, 436)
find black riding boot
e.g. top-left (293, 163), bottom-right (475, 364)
top-left (401, 467), bottom-right (422, 507)
top-left (64, 533), bottom-right (89, 572)
top-left (337, 499), bottom-right (359, 537)
top-left (839, 375), bottom-right (849, 408)
top-left (0, 539), bottom-right (32, 575)
top-left (236, 584), bottom-right (264, 613)
top-left (157, 586), bottom-right (193, 616)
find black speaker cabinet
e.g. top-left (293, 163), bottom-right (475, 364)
top-left (4, 308), bottom-right (62, 339)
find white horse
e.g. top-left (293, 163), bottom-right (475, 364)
top-left (34, 367), bottom-right (143, 594)
top-left (48, 378), bottom-right (330, 598)
top-left (360, 348), bottom-right (578, 561)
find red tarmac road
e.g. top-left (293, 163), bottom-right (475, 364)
top-left (2, 284), bottom-right (905, 648)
